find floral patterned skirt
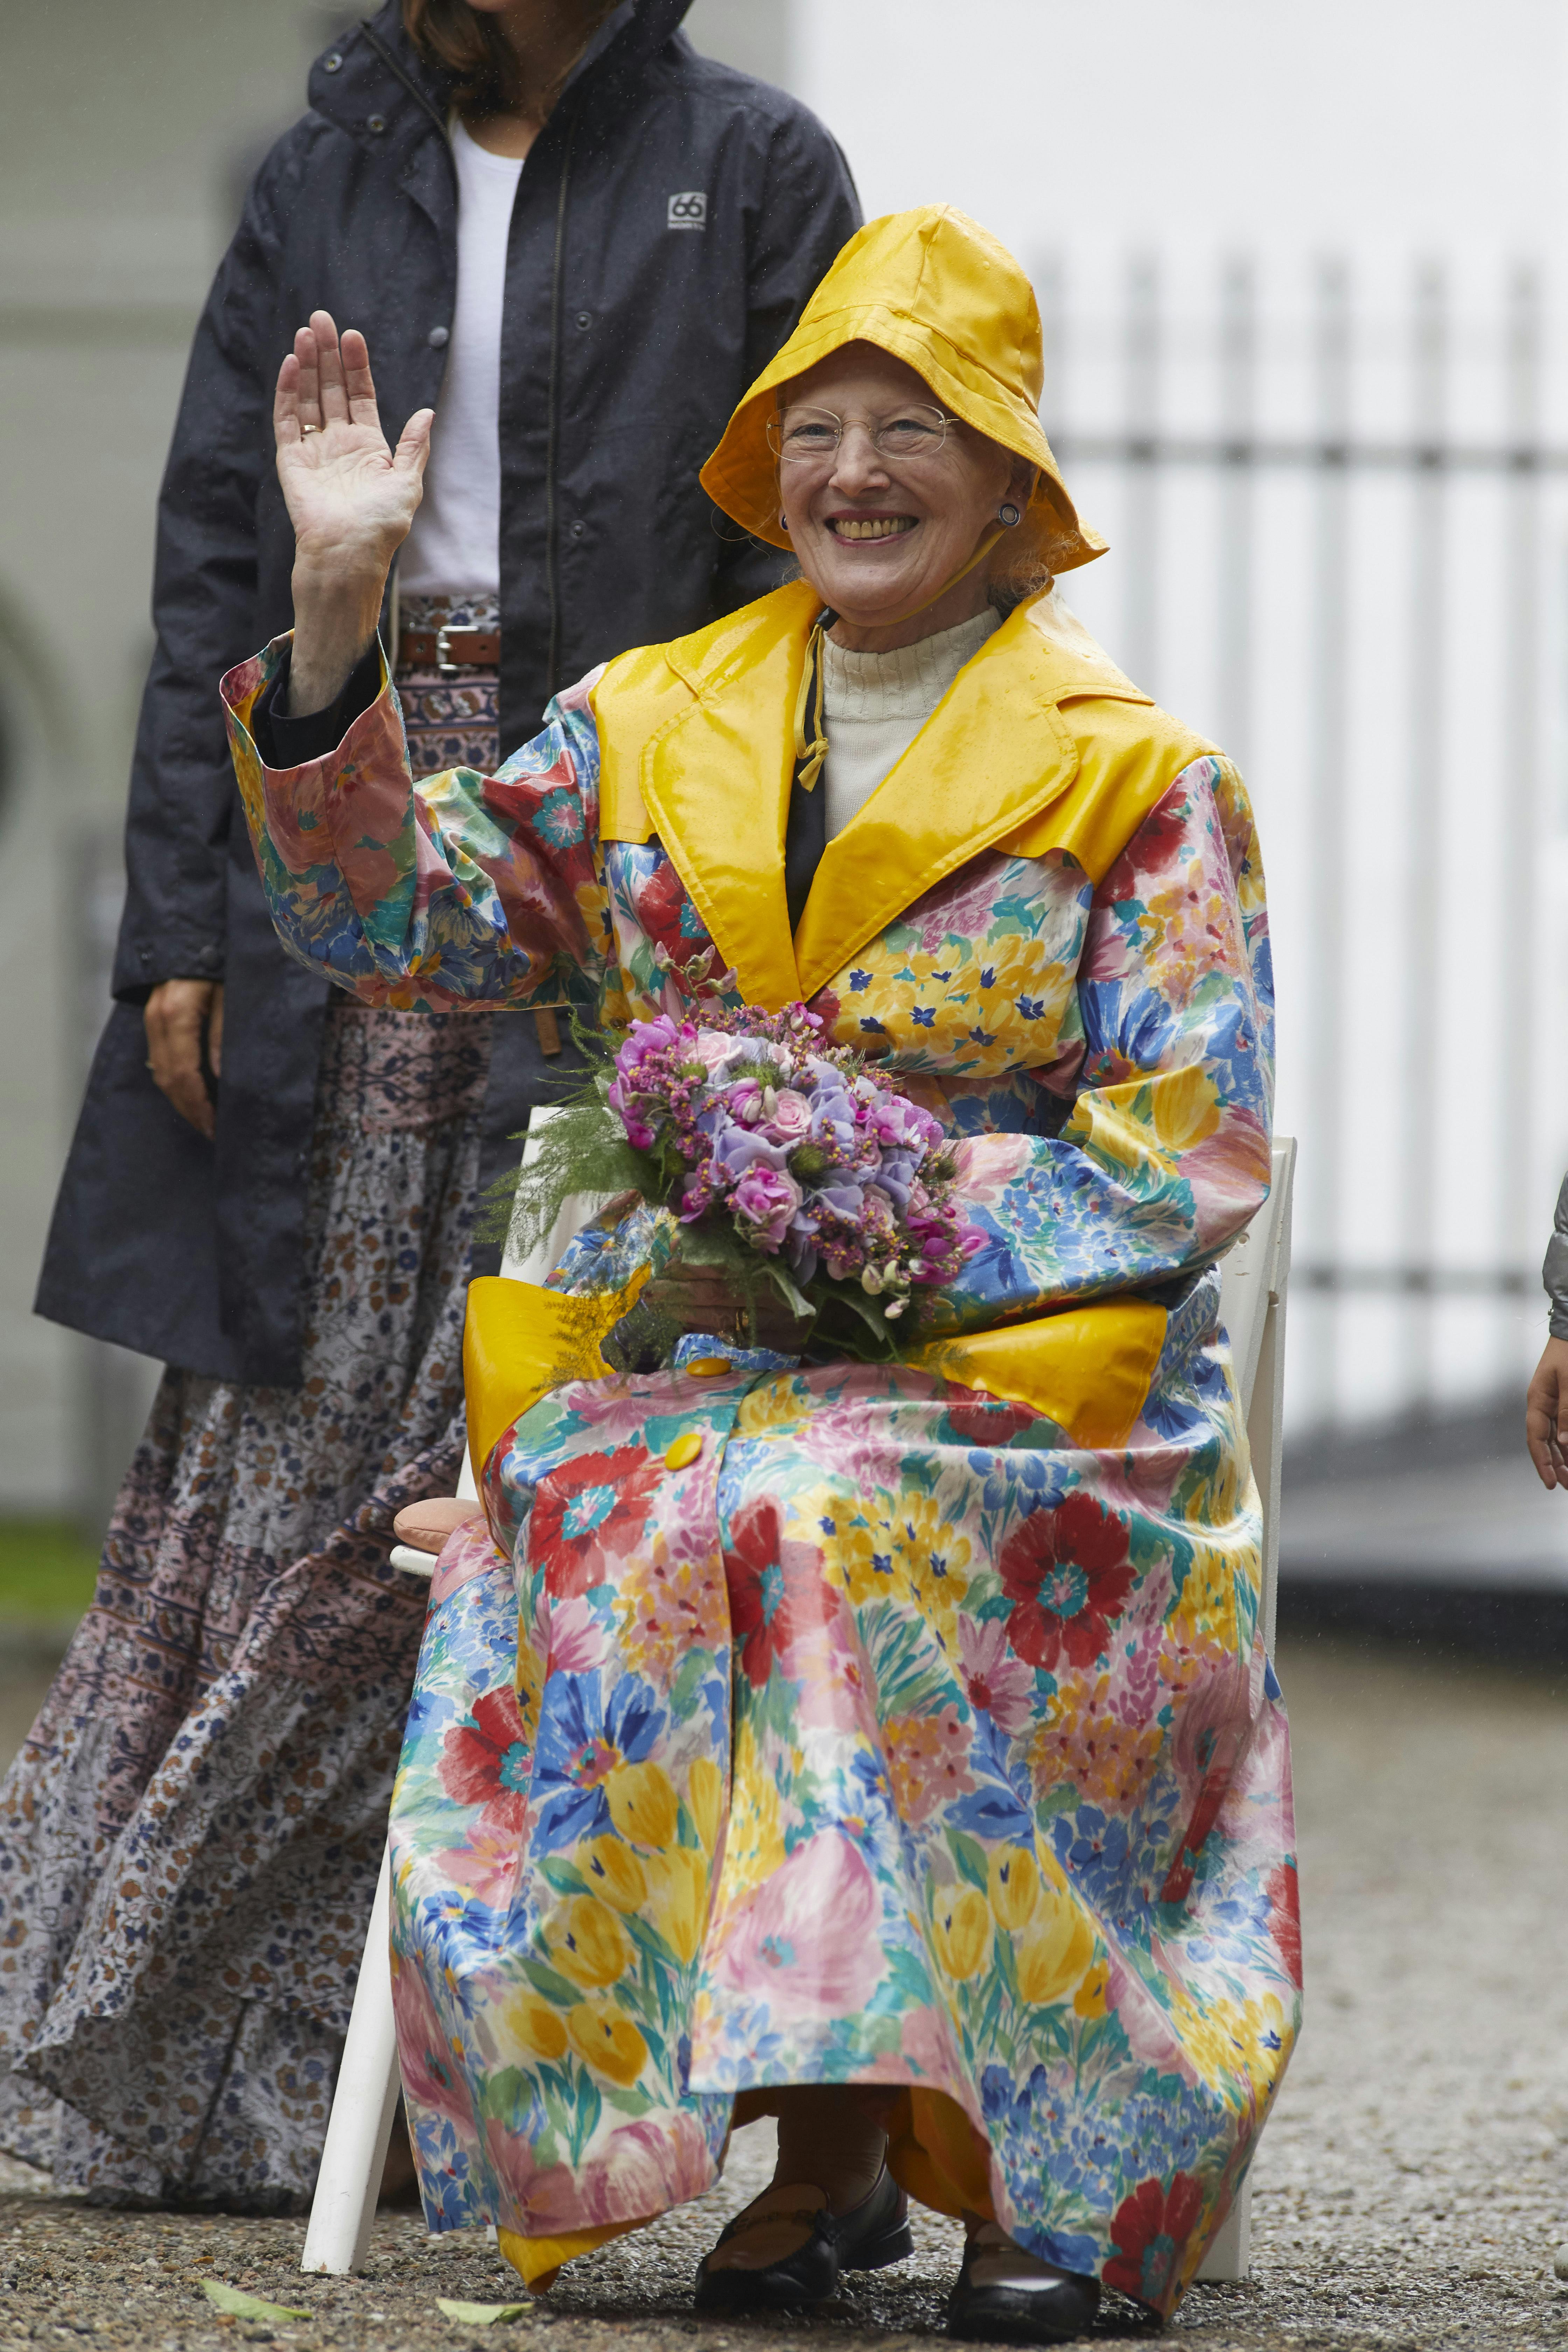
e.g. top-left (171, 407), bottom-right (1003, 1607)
top-left (0, 598), bottom-right (500, 2208)
top-left (389, 1266), bottom-right (1302, 2316)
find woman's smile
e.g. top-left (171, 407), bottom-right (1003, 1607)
top-left (826, 513), bottom-right (918, 541)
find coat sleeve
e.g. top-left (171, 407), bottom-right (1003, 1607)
top-left (712, 102), bottom-right (862, 613)
top-left (111, 133), bottom-right (304, 1004)
top-left (1542, 1171), bottom-right (1568, 1339)
top-left (222, 641), bottom-right (611, 1012)
top-left (940, 755), bottom-right (1275, 1326)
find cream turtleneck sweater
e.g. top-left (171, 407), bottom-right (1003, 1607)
top-left (819, 607), bottom-right (1001, 840)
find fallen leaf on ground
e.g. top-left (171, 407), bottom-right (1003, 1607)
top-left (200, 2282), bottom-right (314, 2323)
top-left (434, 2298), bottom-right (533, 2325)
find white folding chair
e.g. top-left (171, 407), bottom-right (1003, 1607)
top-left (302, 1112), bottom-right (606, 2275)
top-left (302, 1133), bottom-right (1298, 2281)
top-left (1195, 1134), bottom-right (1296, 2283)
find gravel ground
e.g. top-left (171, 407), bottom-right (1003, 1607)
top-left (1, 1633), bottom-right (1565, 2351)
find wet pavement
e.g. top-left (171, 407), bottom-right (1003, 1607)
top-left (1, 1634), bottom-right (1565, 2350)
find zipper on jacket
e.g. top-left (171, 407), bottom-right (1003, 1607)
top-left (544, 110), bottom-right (580, 699)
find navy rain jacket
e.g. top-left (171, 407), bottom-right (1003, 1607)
top-left (36, 0), bottom-right (859, 1385)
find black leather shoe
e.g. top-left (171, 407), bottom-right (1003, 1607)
top-left (693, 2164), bottom-right (914, 2311)
top-left (946, 2231), bottom-right (1102, 2343)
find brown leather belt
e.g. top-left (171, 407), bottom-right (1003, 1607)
top-left (398, 624), bottom-right (501, 674)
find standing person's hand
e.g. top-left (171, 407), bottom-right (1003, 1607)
top-left (274, 311), bottom-right (434, 715)
top-left (1524, 1336), bottom-right (1568, 1488)
top-left (144, 978), bottom-right (224, 1141)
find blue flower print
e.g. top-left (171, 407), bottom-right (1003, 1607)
top-left (531, 1670), bottom-right (665, 1853)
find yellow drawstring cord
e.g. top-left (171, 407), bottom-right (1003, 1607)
top-left (792, 619), bottom-right (829, 792)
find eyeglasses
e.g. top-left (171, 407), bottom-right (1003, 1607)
top-left (766, 402), bottom-right (953, 465)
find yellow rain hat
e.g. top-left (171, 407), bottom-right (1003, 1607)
top-left (700, 205), bottom-right (1106, 575)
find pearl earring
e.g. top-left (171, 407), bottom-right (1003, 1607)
top-left (998, 501), bottom-right (1022, 527)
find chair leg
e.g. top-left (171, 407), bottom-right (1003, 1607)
top-left (1195, 2176), bottom-right (1252, 2282)
top-left (301, 1842), bottom-right (403, 2275)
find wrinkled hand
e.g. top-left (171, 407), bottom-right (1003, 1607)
top-left (1525, 1336), bottom-right (1568, 1488)
top-left (641, 1260), bottom-right (812, 1353)
top-left (144, 978), bottom-right (224, 1140)
top-left (274, 310), bottom-right (433, 714)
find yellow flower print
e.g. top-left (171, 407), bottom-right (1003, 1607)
top-left (646, 1846), bottom-right (711, 1966)
top-left (502, 1991), bottom-right (568, 2061)
top-left (1146, 1061), bottom-right (1222, 1154)
top-left (566, 2001), bottom-right (648, 2089)
top-left (549, 1896), bottom-right (633, 1990)
top-left (988, 1845), bottom-right (1041, 1932)
top-left (686, 1756), bottom-right (723, 1856)
top-left (933, 1886), bottom-right (992, 1981)
top-left (721, 1721), bottom-right (786, 1898)
top-left (737, 1375), bottom-right (811, 1440)
top-left (1014, 1890), bottom-right (1097, 2007)
top-left (1168, 1541), bottom-right (1240, 1651)
top-left (1074, 1954), bottom-right (1111, 2019)
top-left (1167, 1981), bottom-right (1291, 2092)
top-left (573, 874), bottom-right (611, 937)
top-left (581, 1836), bottom-right (648, 1914)
top-left (605, 1759), bottom-right (679, 1851)
top-left (836, 944), bottom-right (978, 1060)
top-left (789, 1486), bottom-right (893, 1609)
top-left (514, 1635), bottom-right (544, 1741)
top-left (885, 1493), bottom-right (971, 1638)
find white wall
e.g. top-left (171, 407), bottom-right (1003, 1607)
top-left (798, 0), bottom-right (1568, 276)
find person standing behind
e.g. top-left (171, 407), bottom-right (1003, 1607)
top-left (1525, 1172), bottom-right (1568, 1486)
top-left (4, 0), bottom-right (857, 2212)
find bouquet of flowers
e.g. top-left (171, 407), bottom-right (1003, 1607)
top-left (495, 987), bottom-right (979, 1363)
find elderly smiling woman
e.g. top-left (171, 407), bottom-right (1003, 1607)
top-left (220, 208), bottom-right (1300, 2337)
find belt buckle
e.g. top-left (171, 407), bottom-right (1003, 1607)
top-left (435, 623), bottom-right (466, 679)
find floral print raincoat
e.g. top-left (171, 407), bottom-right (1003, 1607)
top-left (222, 580), bottom-right (1299, 2316)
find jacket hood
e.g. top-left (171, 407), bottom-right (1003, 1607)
top-left (699, 204), bottom-right (1105, 579)
top-left (308, 1), bottom-right (694, 140)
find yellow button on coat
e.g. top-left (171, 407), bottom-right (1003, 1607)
top-left (686, 1356), bottom-right (733, 1378)
top-left (664, 1432), bottom-right (702, 1470)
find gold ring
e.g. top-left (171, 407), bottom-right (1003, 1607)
top-left (300, 423), bottom-right (323, 435)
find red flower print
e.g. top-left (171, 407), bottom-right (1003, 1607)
top-left (1266, 1860), bottom-right (1302, 1988)
top-left (998, 1492), bottom-right (1135, 1671)
top-left (941, 1383), bottom-right (1041, 1446)
top-left (439, 1686), bottom-right (532, 1833)
top-left (1100, 784), bottom-right (1190, 900)
top-left (1103, 2171), bottom-right (1205, 2307)
top-left (631, 856), bottom-right (710, 960)
top-left (533, 1447), bottom-right (664, 1598)
top-left (722, 1498), bottom-right (831, 1688)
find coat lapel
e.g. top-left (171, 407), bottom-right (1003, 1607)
top-left (791, 598), bottom-right (1085, 1002)
top-left (624, 582), bottom-right (1158, 1014)
top-left (636, 582), bottom-right (819, 1010)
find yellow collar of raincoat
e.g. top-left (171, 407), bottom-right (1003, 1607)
top-left (698, 205), bottom-right (1106, 580)
top-left (592, 582), bottom-right (1179, 1013)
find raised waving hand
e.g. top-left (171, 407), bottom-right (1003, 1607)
top-left (273, 312), bottom-right (433, 715)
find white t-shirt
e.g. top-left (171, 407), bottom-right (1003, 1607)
top-left (398, 120), bottom-right (522, 596)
